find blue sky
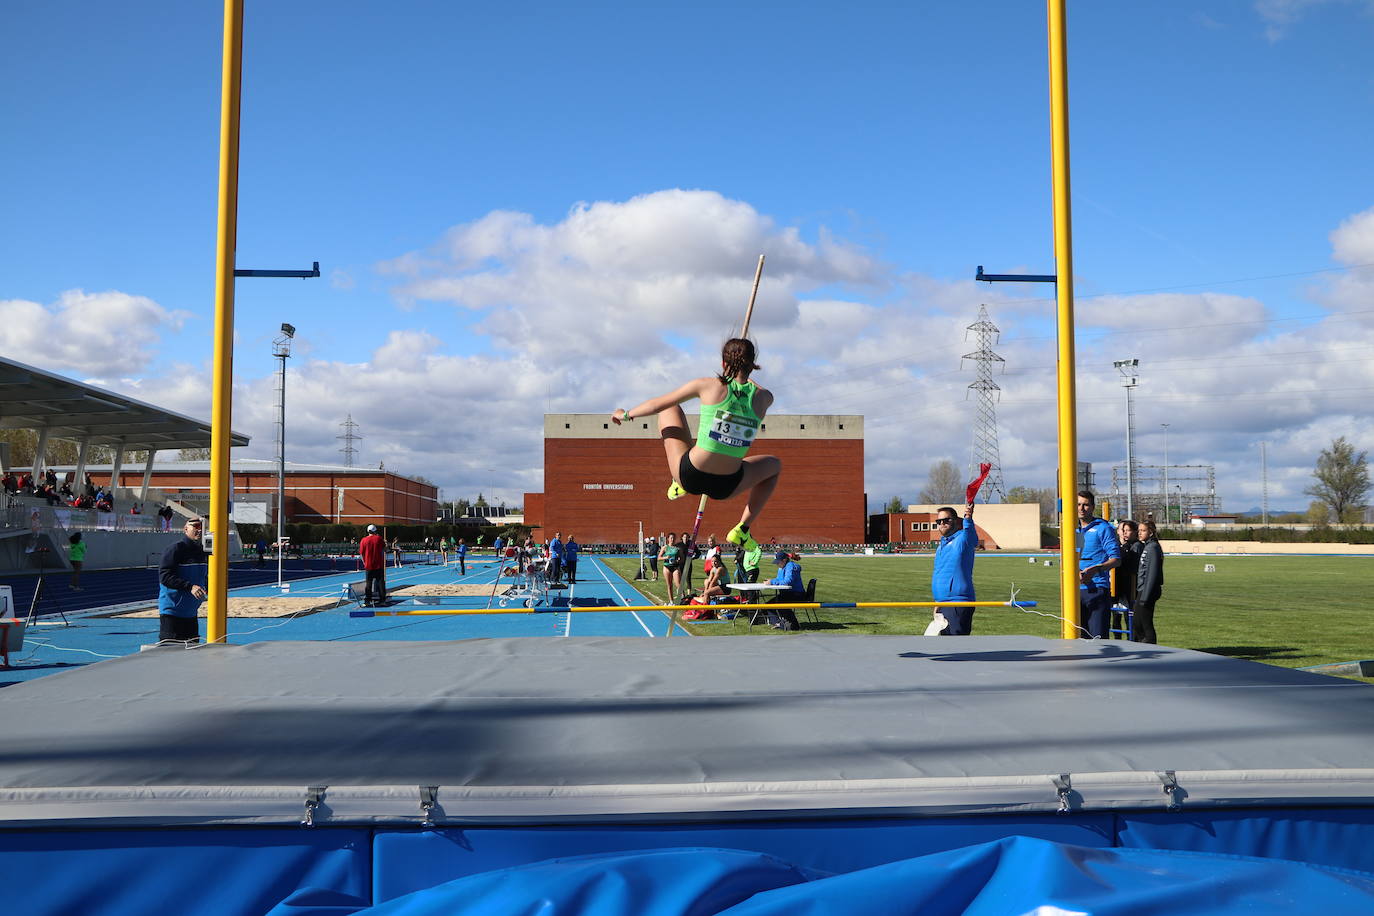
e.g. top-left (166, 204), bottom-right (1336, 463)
top-left (4, 1), bottom-right (1374, 515)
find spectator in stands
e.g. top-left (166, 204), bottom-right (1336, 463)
top-left (84, 474), bottom-right (96, 499)
top-left (158, 518), bottom-right (209, 644)
top-left (1134, 520), bottom-right (1164, 644)
top-left (764, 550), bottom-right (805, 631)
top-left (563, 534), bottom-right (579, 583)
top-left (158, 504), bottom-right (174, 530)
top-left (67, 532), bottom-right (87, 590)
top-left (20, 472), bottom-right (34, 493)
top-left (44, 468), bottom-right (57, 490)
top-left (359, 524), bottom-right (387, 607)
top-left (2, 471), bottom-right (18, 495)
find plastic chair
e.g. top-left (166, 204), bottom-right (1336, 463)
top-left (801, 578), bottom-right (818, 624)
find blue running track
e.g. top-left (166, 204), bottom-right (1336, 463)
top-left (0, 555), bottom-right (679, 687)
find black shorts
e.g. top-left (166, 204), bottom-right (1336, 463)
top-left (159, 614), bottom-right (200, 643)
top-left (678, 452), bottom-right (745, 501)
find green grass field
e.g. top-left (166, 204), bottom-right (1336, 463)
top-left (602, 554), bottom-right (1374, 683)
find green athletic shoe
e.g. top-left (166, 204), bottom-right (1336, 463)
top-left (667, 481), bottom-right (687, 500)
top-left (726, 524), bottom-right (752, 546)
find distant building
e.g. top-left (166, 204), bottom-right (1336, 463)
top-left (51, 459), bottom-right (437, 526)
top-left (1188, 514), bottom-right (1239, 529)
top-left (870, 503), bottom-right (1041, 550)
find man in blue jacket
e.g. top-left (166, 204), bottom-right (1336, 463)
top-left (765, 550), bottom-right (805, 631)
top-left (158, 517), bottom-right (209, 645)
top-left (548, 532), bottom-right (564, 584)
top-left (931, 503), bottom-right (977, 635)
top-left (1076, 490), bottom-right (1121, 639)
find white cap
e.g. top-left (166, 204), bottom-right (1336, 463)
top-left (367, 524), bottom-right (378, 533)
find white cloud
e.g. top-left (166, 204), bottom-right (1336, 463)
top-left (380, 189), bottom-right (884, 362)
top-left (0, 290), bottom-right (188, 377)
top-left (1254, 0), bottom-right (1374, 41)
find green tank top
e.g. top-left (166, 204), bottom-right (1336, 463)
top-left (696, 379), bottom-right (762, 458)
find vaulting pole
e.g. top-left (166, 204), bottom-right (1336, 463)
top-left (1048, 0), bottom-right (1082, 638)
top-left (207, 0), bottom-right (245, 644)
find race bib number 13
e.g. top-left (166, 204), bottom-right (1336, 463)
top-left (708, 411), bottom-right (758, 448)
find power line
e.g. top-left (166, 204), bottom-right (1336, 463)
top-left (997, 260), bottom-right (1374, 306)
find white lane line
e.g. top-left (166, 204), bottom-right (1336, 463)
top-left (595, 557), bottom-right (656, 637)
top-left (563, 579), bottom-right (574, 637)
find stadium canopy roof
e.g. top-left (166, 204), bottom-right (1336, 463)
top-left (0, 355), bottom-right (249, 453)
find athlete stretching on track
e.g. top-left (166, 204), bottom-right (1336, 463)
top-left (612, 338), bottom-right (780, 548)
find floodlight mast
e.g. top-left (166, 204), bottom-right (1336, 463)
top-left (272, 323), bottom-right (294, 590)
top-left (1161, 423), bottom-right (1170, 524)
top-left (1114, 359), bottom-right (1140, 521)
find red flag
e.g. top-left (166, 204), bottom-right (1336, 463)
top-left (965, 463), bottom-right (992, 504)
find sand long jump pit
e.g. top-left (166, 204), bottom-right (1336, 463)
top-left (116, 597), bottom-right (342, 619)
top-left (388, 584), bottom-right (501, 597)
top-left (113, 584), bottom-right (502, 619)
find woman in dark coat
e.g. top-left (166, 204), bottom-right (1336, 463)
top-left (1134, 520), bottom-right (1164, 644)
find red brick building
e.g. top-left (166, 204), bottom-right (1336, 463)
top-left (66, 459), bottom-right (438, 525)
top-left (524, 414), bottom-right (865, 544)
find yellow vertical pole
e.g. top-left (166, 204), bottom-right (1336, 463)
top-left (207, 0), bottom-right (246, 644)
top-left (1047, 0), bottom-right (1081, 638)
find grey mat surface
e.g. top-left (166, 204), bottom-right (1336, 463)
top-left (1, 636), bottom-right (1371, 825)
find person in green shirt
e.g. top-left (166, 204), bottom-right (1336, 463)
top-left (612, 338), bottom-right (781, 549)
top-left (660, 532), bottom-right (683, 604)
top-left (736, 538), bottom-right (763, 584)
top-left (67, 532), bottom-right (87, 590)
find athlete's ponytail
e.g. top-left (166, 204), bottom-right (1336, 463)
top-left (718, 338), bottom-right (759, 383)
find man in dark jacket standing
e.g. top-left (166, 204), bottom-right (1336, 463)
top-left (360, 524), bottom-right (387, 607)
top-left (1134, 520), bottom-right (1164, 644)
top-left (158, 517), bottom-right (209, 644)
top-left (1115, 520), bottom-right (1142, 637)
top-left (563, 535), bottom-right (580, 583)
